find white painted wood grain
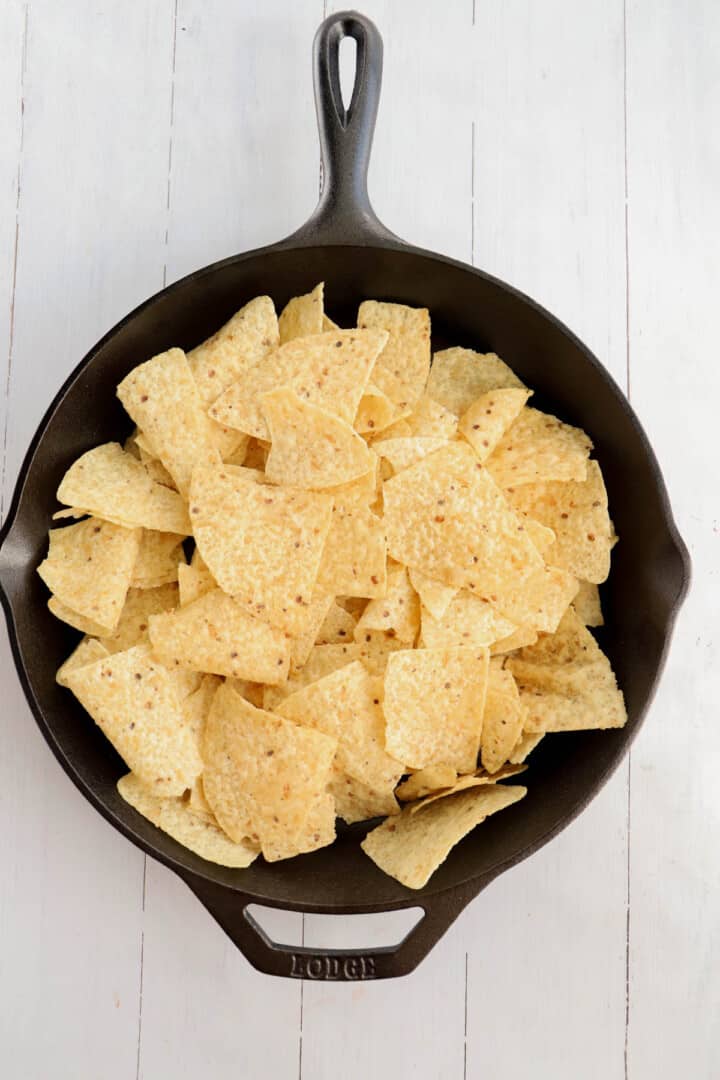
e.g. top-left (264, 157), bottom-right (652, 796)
top-left (466, 5), bottom-right (629, 1076)
top-left (625, 1), bottom-right (720, 1075)
top-left (0, 3), bottom-right (177, 1078)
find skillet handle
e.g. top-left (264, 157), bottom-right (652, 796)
top-left (182, 872), bottom-right (485, 980)
top-left (283, 10), bottom-right (399, 247)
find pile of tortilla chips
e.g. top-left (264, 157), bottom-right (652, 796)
top-left (41, 283), bottom-right (625, 890)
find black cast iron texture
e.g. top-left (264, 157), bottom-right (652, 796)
top-left (0, 11), bottom-right (689, 980)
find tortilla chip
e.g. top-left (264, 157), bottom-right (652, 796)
top-left (241, 437), bottom-right (269, 470)
top-left (117, 774), bottom-right (260, 867)
top-left (354, 564), bottom-right (420, 645)
top-left (278, 283), bottom-right (324, 343)
top-left (354, 383), bottom-right (405, 436)
top-left (180, 674), bottom-right (222, 753)
top-left (485, 406), bottom-right (592, 488)
top-left (148, 588), bottom-right (291, 683)
top-left (226, 679), bottom-right (265, 709)
top-left (202, 682), bottom-right (336, 859)
top-left (56, 443), bottom-right (191, 535)
top-left (395, 763), bottom-right (458, 802)
top-left (209, 328), bottom-right (388, 439)
top-left (98, 583), bottom-right (179, 652)
top-left (277, 661), bottom-right (403, 791)
top-left (407, 569), bottom-right (458, 622)
top-left (509, 731), bottom-right (545, 763)
top-left (524, 517), bottom-right (556, 557)
top-left (409, 763), bottom-right (527, 812)
top-left (459, 388), bottom-right (531, 462)
top-left (322, 314), bottom-right (340, 331)
top-left (262, 388), bottom-right (373, 489)
top-left (131, 529), bottom-right (186, 589)
top-left (479, 665), bottom-right (526, 773)
top-left (65, 644), bottom-right (203, 795)
top-left (383, 646), bottom-right (490, 773)
top-left (56, 637), bottom-right (110, 687)
top-left (323, 459), bottom-right (379, 510)
top-left (400, 393), bottom-right (459, 439)
top-left (420, 591), bottom-right (516, 649)
top-left (355, 629), bottom-right (407, 675)
top-left (315, 601), bottom-right (358, 645)
top-left (117, 348), bottom-right (221, 495)
top-left (262, 642), bottom-right (363, 711)
top-left (288, 591), bottom-right (335, 669)
top-left (317, 504), bottom-right (386, 598)
top-left (507, 608), bottom-right (626, 731)
top-left (356, 301), bottom-right (430, 409)
top-left (383, 442), bottom-right (545, 625)
top-left (330, 768), bottom-right (400, 824)
top-left (373, 436), bottom-right (448, 474)
top-left (177, 561), bottom-right (215, 607)
top-left (507, 461), bottom-right (613, 583)
top-left (189, 776), bottom-right (213, 816)
top-left (188, 295), bottom-right (279, 404)
top-left (138, 452), bottom-right (177, 490)
top-left (39, 518), bottom-right (141, 633)
top-left (264, 792), bottom-right (336, 861)
top-left (572, 579), bottom-right (604, 627)
top-left (489, 624), bottom-right (539, 655)
top-left (374, 417), bottom-right (413, 441)
top-left (189, 465), bottom-right (333, 634)
top-left (427, 348), bottom-right (525, 416)
top-left (361, 784), bottom-right (527, 889)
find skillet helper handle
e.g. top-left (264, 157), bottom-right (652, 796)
top-left (285, 10), bottom-right (398, 246)
top-left (183, 874), bottom-right (483, 981)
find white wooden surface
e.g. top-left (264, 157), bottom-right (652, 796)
top-left (0, 1), bottom-right (717, 1076)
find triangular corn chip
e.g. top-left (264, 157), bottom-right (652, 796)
top-left (315, 601), bottom-right (358, 645)
top-left (354, 382), bottom-right (406, 436)
top-left (459, 388), bottom-right (531, 461)
top-left (317, 504), bottom-right (387, 598)
top-left (373, 436), bottom-right (448, 474)
top-left (262, 388), bottom-right (373, 489)
top-left (131, 529), bottom-right (186, 589)
top-left (98, 583), bottom-right (179, 652)
top-left (409, 763), bottom-right (527, 812)
top-left (408, 568), bottom-right (458, 622)
top-left (278, 283), bottom-right (324, 343)
top-left (479, 665), bottom-right (526, 773)
top-left (354, 564), bottom-right (420, 645)
top-left (395, 764), bottom-right (458, 802)
top-left (573, 579), bottom-right (604, 626)
top-left (357, 301), bottom-right (430, 407)
top-left (427, 348), bottom-right (525, 416)
top-left (420, 591), bottom-right (516, 649)
top-left (56, 443), bottom-right (191, 535)
top-left (485, 406), bottom-right (592, 488)
top-left (210, 328), bottom-right (388, 439)
top-left (56, 637), bottom-right (110, 687)
top-left (187, 295), bottom-right (279, 404)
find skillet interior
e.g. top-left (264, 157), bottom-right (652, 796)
top-left (0, 241), bottom-right (688, 911)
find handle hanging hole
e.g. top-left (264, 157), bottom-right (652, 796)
top-left (339, 34), bottom-right (358, 117)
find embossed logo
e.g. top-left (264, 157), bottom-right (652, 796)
top-left (289, 954), bottom-right (376, 980)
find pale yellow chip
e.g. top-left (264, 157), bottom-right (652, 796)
top-left (277, 661), bottom-right (403, 791)
top-left (374, 417), bottom-right (412, 441)
top-left (141, 455), bottom-right (177, 490)
top-left (324, 458), bottom-right (380, 511)
top-left (355, 629), bottom-right (407, 675)
top-left (149, 588), bottom-right (291, 683)
top-left (188, 295), bottom-right (279, 404)
top-left (489, 624), bottom-right (539, 655)
top-left (373, 436), bottom-right (448, 474)
top-left (210, 328), bottom-right (388, 439)
top-left (383, 646), bottom-right (490, 773)
top-left (264, 792), bottom-right (336, 862)
top-left (523, 517), bottom-right (556, 557)
top-left (322, 314), bottom-right (340, 332)
top-left (131, 529), bottom-right (186, 589)
top-left (57, 442), bottom-right (191, 535)
top-left (509, 731), bottom-right (545, 763)
top-left (39, 517), bottom-right (141, 633)
top-left (408, 568), bottom-right (458, 622)
top-left (278, 283), bottom-right (324, 343)
top-left (189, 465), bottom-right (333, 634)
top-left (117, 348), bottom-right (222, 495)
top-left (357, 301), bottom-right (430, 408)
top-left (65, 644), bottom-right (203, 795)
top-left (479, 665), bottom-right (526, 773)
top-left (98, 583), bottom-right (179, 652)
top-left (399, 393), bottom-right (459, 440)
top-left (459, 388), bottom-right (531, 462)
top-left (117, 774), bottom-right (260, 868)
top-left (485, 406), bottom-right (592, 488)
top-left (573, 580), bottom-right (604, 626)
top-left (383, 442), bottom-right (545, 625)
top-left (507, 608), bottom-right (626, 732)
top-left (317, 503), bottom-right (387, 598)
top-left (262, 643), bottom-right (363, 711)
top-left (354, 564), bottom-right (420, 645)
top-left (315, 601), bottom-right (358, 645)
top-left (361, 784), bottom-right (527, 889)
top-left (409, 763), bottom-right (528, 812)
top-left (189, 776), bottom-right (212, 816)
top-left (262, 388), bottom-right (373, 489)
top-left (177, 561), bottom-right (215, 607)
top-left (227, 679), bottom-right (266, 709)
top-left (329, 767), bottom-right (400, 824)
top-left (498, 564), bottom-right (579, 635)
top-left (181, 674), bottom-right (222, 754)
top-left (507, 461), bottom-right (614, 583)
top-left (354, 383), bottom-right (405, 436)
top-left (427, 348), bottom-right (525, 416)
top-left (288, 591), bottom-right (335, 669)
top-left (202, 682), bottom-right (336, 859)
top-left (56, 637), bottom-right (110, 687)
top-left (395, 763), bottom-right (458, 802)
top-left (420, 591), bottom-right (516, 650)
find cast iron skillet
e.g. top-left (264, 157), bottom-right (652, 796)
top-left (0, 11), bottom-right (689, 981)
